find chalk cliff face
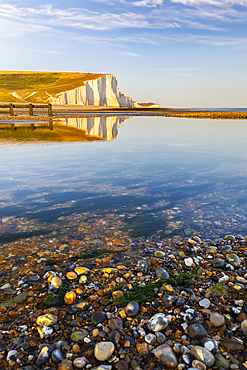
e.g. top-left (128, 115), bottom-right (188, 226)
top-left (59, 116), bottom-right (128, 141)
top-left (53, 74), bottom-right (134, 108)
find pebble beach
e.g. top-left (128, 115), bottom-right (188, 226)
top-left (1, 220), bottom-right (247, 370)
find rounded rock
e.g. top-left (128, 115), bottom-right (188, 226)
top-left (188, 324), bottom-right (208, 339)
top-left (210, 313), bottom-right (225, 327)
top-left (94, 341), bottom-right (115, 361)
top-left (147, 313), bottom-right (172, 332)
top-left (112, 360), bottom-right (128, 370)
top-left (241, 319), bottom-right (247, 336)
top-left (73, 357), bottom-right (87, 368)
top-left (91, 311), bottom-right (107, 325)
top-left (155, 267), bottom-right (169, 280)
top-left (64, 291), bottom-right (77, 305)
top-left (125, 301), bottom-right (139, 316)
top-left (153, 344), bottom-right (178, 368)
top-left (190, 346), bottom-right (215, 367)
top-left (199, 298), bottom-right (211, 309)
top-left (52, 349), bottom-right (64, 364)
top-left (58, 359), bottom-right (74, 370)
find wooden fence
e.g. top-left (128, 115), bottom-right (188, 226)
top-left (0, 103), bottom-right (52, 116)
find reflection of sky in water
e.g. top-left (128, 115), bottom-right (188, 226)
top-left (1, 116), bottom-right (247, 238)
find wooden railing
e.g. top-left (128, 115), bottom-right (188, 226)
top-left (0, 103), bottom-right (52, 116)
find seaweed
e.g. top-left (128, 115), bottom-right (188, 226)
top-left (45, 258), bottom-right (64, 266)
top-left (75, 248), bottom-right (120, 260)
top-left (36, 281), bottom-right (72, 309)
top-left (207, 283), bottom-right (229, 296)
top-left (115, 268), bottom-right (198, 306)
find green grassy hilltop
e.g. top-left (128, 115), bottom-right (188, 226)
top-left (0, 71), bottom-right (105, 103)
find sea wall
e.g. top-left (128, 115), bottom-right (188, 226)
top-left (53, 74), bottom-right (134, 108)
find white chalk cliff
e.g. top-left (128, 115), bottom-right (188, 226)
top-left (52, 74), bottom-right (134, 108)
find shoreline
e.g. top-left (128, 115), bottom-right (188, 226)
top-left (0, 105), bottom-right (247, 121)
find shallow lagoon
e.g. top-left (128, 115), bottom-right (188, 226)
top-left (0, 116), bottom-right (247, 242)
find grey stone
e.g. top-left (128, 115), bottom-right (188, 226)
top-left (108, 318), bottom-right (123, 331)
top-left (7, 350), bottom-right (18, 362)
top-left (190, 345), bottom-right (215, 367)
top-left (112, 360), bottom-right (128, 370)
top-left (73, 357), bottom-right (87, 368)
top-left (125, 301), bottom-right (139, 316)
top-left (145, 333), bottom-right (156, 344)
top-left (199, 298), bottom-right (211, 309)
top-left (188, 324), bottom-right (208, 339)
top-left (36, 344), bottom-right (53, 367)
top-left (223, 338), bottom-right (245, 351)
top-left (214, 353), bottom-right (230, 370)
top-left (201, 338), bottom-right (218, 352)
top-left (51, 349), bottom-right (64, 363)
top-left (227, 254), bottom-right (241, 268)
top-left (147, 313), bottom-right (172, 332)
top-left (153, 344), bottom-right (178, 368)
top-left (155, 331), bottom-right (166, 344)
top-left (155, 267), bottom-right (169, 280)
top-left (109, 330), bottom-right (121, 345)
top-left (14, 291), bottom-right (29, 303)
top-left (162, 295), bottom-right (177, 309)
top-left (210, 312), bottom-right (225, 327)
top-left (91, 311), bottom-right (107, 325)
top-left (212, 258), bottom-right (225, 268)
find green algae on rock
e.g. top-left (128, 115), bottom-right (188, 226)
top-left (207, 283), bottom-right (229, 296)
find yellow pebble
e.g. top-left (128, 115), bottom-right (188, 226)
top-left (64, 291), bottom-right (77, 305)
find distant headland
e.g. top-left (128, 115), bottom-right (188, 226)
top-left (0, 71), bottom-right (159, 108)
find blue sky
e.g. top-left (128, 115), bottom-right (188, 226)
top-left (0, 0), bottom-right (246, 107)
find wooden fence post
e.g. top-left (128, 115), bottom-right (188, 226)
top-left (49, 119), bottom-right (53, 130)
top-left (9, 103), bottom-right (14, 116)
top-left (48, 104), bottom-right (52, 117)
top-left (29, 104), bottom-right (34, 116)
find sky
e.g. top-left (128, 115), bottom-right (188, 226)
top-left (0, 0), bottom-right (247, 108)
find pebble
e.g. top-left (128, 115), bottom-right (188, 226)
top-left (190, 346), bottom-right (215, 367)
top-left (241, 319), bottom-right (247, 335)
top-left (125, 300), bottom-right (139, 316)
top-left (58, 359), bottom-right (74, 370)
top-left (227, 254), bottom-right (241, 268)
top-left (73, 357), bottom-right (87, 368)
top-left (155, 267), bottom-right (169, 280)
top-left (153, 344), bottom-right (178, 368)
top-left (147, 313), bottom-right (172, 332)
top-left (188, 323), bottom-right (208, 339)
top-left (94, 342), bottom-right (115, 361)
top-left (199, 298), bottom-right (211, 308)
top-left (91, 311), bottom-right (107, 324)
top-left (210, 312), bottom-right (225, 326)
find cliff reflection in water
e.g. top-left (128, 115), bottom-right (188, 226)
top-left (60, 116), bottom-right (128, 141)
top-left (0, 115), bottom-right (128, 142)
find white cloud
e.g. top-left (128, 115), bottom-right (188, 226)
top-left (119, 51), bottom-right (141, 56)
top-left (170, 0), bottom-right (247, 5)
top-left (132, 0), bottom-right (163, 6)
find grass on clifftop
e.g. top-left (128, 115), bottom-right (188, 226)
top-left (0, 71), bottom-right (105, 104)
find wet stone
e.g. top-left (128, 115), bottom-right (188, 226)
top-left (36, 314), bottom-right (58, 327)
top-left (153, 344), bottom-right (178, 368)
top-left (137, 260), bottom-right (148, 273)
top-left (91, 311), bottom-right (107, 325)
top-left (241, 319), bottom-right (247, 335)
top-left (112, 360), bottom-right (128, 370)
top-left (14, 291), bottom-right (29, 303)
top-left (108, 318), bottom-right (123, 331)
top-left (36, 344), bottom-right (53, 367)
top-left (58, 359), bottom-right (74, 370)
top-left (125, 301), bottom-right (139, 316)
top-left (145, 333), bottom-right (156, 344)
top-left (212, 258), bottom-right (225, 268)
top-left (147, 313), bottom-right (172, 332)
top-left (162, 295), bottom-right (177, 309)
top-left (199, 298), bottom-right (211, 308)
top-left (190, 346), bottom-right (215, 367)
top-left (221, 246), bottom-right (232, 253)
top-left (73, 357), bottom-right (87, 368)
top-left (201, 338), bottom-right (218, 352)
top-left (155, 331), bottom-right (166, 344)
top-left (210, 312), bottom-right (225, 327)
top-left (71, 329), bottom-right (88, 342)
top-left (155, 267), bottom-right (169, 280)
top-left (7, 350), bottom-right (18, 362)
top-left (109, 330), bottom-right (121, 345)
top-left (188, 324), bottom-right (208, 339)
top-left (223, 338), bottom-right (245, 351)
top-left (51, 349), bottom-right (64, 363)
top-left (94, 341), bottom-right (115, 361)
top-left (227, 254), bottom-right (241, 268)
top-left (214, 353), bottom-right (230, 370)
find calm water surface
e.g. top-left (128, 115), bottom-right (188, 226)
top-left (1, 116), bottom-right (247, 242)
